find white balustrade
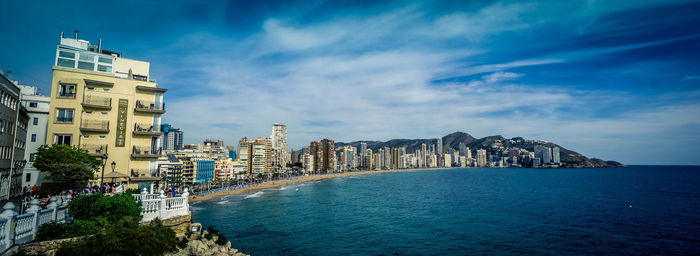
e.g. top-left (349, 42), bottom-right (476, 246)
top-left (132, 188), bottom-right (190, 222)
top-left (0, 196), bottom-right (72, 252)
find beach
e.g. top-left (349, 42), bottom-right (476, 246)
top-left (189, 168), bottom-right (437, 203)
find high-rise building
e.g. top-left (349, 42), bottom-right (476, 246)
top-left (552, 147), bottom-right (561, 164)
top-left (458, 142), bottom-right (467, 158)
top-left (476, 149), bottom-right (487, 167)
top-left (161, 123), bottom-right (183, 150)
top-left (542, 147), bottom-right (552, 164)
top-left (309, 139), bottom-right (334, 173)
top-left (19, 84), bottom-right (50, 188)
top-left (46, 35), bottom-right (167, 189)
top-left (270, 123), bottom-right (288, 165)
top-left (247, 138), bottom-right (270, 176)
top-left (0, 73), bottom-right (30, 200)
top-left (437, 137), bottom-right (443, 154)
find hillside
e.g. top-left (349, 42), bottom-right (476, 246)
top-left (335, 132), bottom-right (625, 168)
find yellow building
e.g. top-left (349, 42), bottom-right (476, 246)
top-left (46, 35), bottom-right (166, 189)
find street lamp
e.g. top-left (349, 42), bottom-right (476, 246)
top-left (99, 154), bottom-right (107, 192)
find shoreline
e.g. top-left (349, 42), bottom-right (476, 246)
top-left (188, 168), bottom-right (439, 203)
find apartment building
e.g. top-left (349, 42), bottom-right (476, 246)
top-left (46, 34), bottom-right (166, 190)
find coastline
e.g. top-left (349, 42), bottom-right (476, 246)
top-left (189, 168), bottom-right (438, 203)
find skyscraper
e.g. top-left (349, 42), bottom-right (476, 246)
top-left (161, 123), bottom-right (183, 150)
top-left (310, 139), bottom-right (334, 173)
top-left (270, 123), bottom-right (288, 165)
top-left (477, 149), bottom-right (487, 167)
top-left (437, 137), bottom-right (443, 154)
top-left (553, 147), bottom-right (561, 164)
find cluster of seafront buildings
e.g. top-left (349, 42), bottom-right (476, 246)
top-left (291, 138), bottom-right (562, 173)
top-left (0, 33), bottom-right (564, 200)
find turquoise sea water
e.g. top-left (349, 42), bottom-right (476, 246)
top-left (191, 166), bottom-right (700, 255)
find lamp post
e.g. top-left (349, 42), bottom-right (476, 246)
top-left (100, 154), bottom-right (107, 193)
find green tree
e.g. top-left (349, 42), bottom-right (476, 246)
top-left (69, 193), bottom-right (142, 223)
top-left (33, 144), bottom-right (102, 191)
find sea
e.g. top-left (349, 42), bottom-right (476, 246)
top-left (191, 166), bottom-right (700, 255)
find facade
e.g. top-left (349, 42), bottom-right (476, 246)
top-left (19, 85), bottom-right (50, 188)
top-left (46, 35), bottom-right (167, 188)
top-left (476, 149), bottom-right (487, 167)
top-left (552, 147), bottom-right (561, 164)
top-left (309, 139), bottom-right (334, 173)
top-left (194, 160), bottom-right (215, 183)
top-left (161, 123), bottom-right (183, 150)
top-left (0, 72), bottom-right (29, 200)
top-left (158, 154), bottom-right (183, 187)
top-left (270, 123), bottom-right (288, 166)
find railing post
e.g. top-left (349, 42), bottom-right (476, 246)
top-left (159, 190), bottom-right (166, 220)
top-left (141, 188), bottom-right (148, 215)
top-left (182, 188), bottom-right (189, 213)
top-left (1, 202), bottom-right (17, 250)
top-left (25, 199), bottom-right (40, 240)
top-left (47, 197), bottom-right (58, 221)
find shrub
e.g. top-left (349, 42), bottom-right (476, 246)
top-left (56, 217), bottom-right (177, 256)
top-left (177, 237), bottom-right (189, 249)
top-left (204, 232), bottom-right (213, 240)
top-left (69, 193), bottom-right (142, 223)
top-left (215, 234), bottom-right (228, 246)
top-left (35, 220), bottom-right (100, 241)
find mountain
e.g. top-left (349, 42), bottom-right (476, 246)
top-left (335, 131), bottom-right (625, 168)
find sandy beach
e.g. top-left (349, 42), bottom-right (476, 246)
top-left (189, 168), bottom-right (439, 203)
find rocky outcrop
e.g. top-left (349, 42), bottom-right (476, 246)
top-left (166, 228), bottom-right (248, 256)
top-left (10, 236), bottom-right (85, 255)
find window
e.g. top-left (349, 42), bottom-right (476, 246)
top-left (29, 102), bottom-right (38, 107)
top-left (101, 112), bottom-right (107, 116)
top-left (56, 109), bottom-right (74, 123)
top-left (97, 65), bottom-right (112, 72)
top-left (103, 89), bottom-right (110, 92)
top-left (83, 135), bottom-right (90, 139)
top-left (98, 57), bottom-right (112, 64)
top-left (31, 134), bottom-right (36, 142)
top-left (33, 117), bottom-right (38, 125)
top-left (54, 134), bottom-right (72, 145)
top-left (59, 84), bottom-right (76, 98)
top-left (77, 61), bottom-right (94, 71)
top-left (87, 87), bottom-right (94, 90)
top-left (99, 136), bottom-right (106, 139)
top-left (26, 173), bottom-right (32, 182)
top-left (57, 50), bottom-right (76, 68)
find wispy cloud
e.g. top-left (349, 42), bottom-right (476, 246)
top-left (2, 0), bottom-right (700, 164)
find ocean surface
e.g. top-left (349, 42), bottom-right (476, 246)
top-left (191, 166), bottom-right (700, 255)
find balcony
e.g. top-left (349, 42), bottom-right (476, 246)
top-left (132, 146), bottom-right (161, 158)
top-left (80, 119), bottom-right (109, 133)
top-left (81, 144), bottom-right (108, 157)
top-left (136, 86), bottom-right (167, 93)
top-left (133, 123), bottom-right (163, 136)
top-left (82, 94), bottom-right (112, 110)
top-left (134, 100), bottom-right (165, 114)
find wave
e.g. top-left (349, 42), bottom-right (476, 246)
top-left (244, 191), bottom-right (265, 199)
top-left (216, 200), bottom-right (229, 205)
top-left (190, 206), bottom-right (204, 211)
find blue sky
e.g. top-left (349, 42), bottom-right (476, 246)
top-left (1, 0), bottom-right (699, 165)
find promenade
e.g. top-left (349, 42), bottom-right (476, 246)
top-left (189, 168), bottom-right (437, 203)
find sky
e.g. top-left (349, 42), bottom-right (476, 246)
top-left (1, 0), bottom-right (699, 165)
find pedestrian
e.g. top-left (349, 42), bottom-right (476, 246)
top-left (31, 184), bottom-right (38, 196)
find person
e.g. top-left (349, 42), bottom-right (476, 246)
top-left (115, 183), bottom-right (124, 194)
top-left (171, 187), bottom-right (177, 197)
top-left (31, 184), bottom-right (38, 196)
